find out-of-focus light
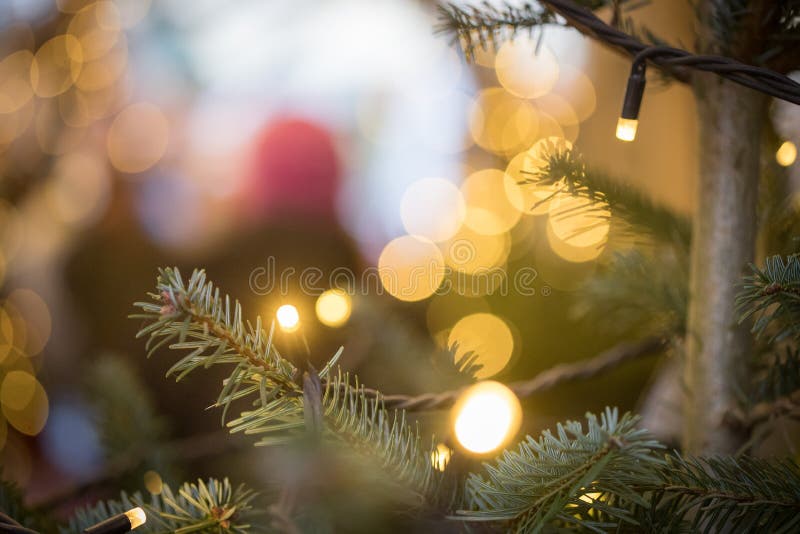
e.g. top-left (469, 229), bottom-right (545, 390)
top-left (75, 36), bottom-right (128, 92)
top-left (552, 66), bottom-right (597, 123)
top-left (67, 1), bottom-right (122, 61)
top-left (495, 40), bottom-right (559, 99)
top-left (0, 370), bottom-right (48, 436)
top-left (0, 51), bottom-right (34, 114)
top-left (461, 169), bottom-right (523, 236)
top-left (777, 141), bottom-right (797, 167)
top-left (143, 470), bottom-right (163, 495)
top-left (8, 288), bottom-right (51, 356)
top-left (535, 94), bottom-right (580, 143)
top-left (47, 152), bottom-right (111, 227)
top-left (580, 491), bottom-right (602, 504)
top-left (426, 293), bottom-right (489, 343)
top-left (441, 226), bottom-right (510, 276)
top-left (430, 443), bottom-right (452, 471)
top-left (400, 178), bottom-right (465, 243)
top-left (30, 34), bottom-right (83, 97)
top-left (469, 88), bottom-right (540, 157)
top-left (276, 304), bottom-right (300, 332)
top-left (506, 137), bottom-right (573, 216)
top-left (315, 289), bottom-right (351, 328)
top-left (452, 381), bottom-right (521, 454)
top-left (107, 102), bottom-right (169, 174)
top-left (124, 507), bottom-right (147, 529)
top-left (378, 235), bottom-right (445, 302)
top-left (616, 117), bottom-right (638, 142)
top-left (448, 313), bottom-right (515, 379)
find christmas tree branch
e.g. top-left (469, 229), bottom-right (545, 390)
top-left (132, 268), bottom-right (440, 506)
top-left (737, 254), bottom-right (800, 342)
top-left (378, 335), bottom-right (669, 411)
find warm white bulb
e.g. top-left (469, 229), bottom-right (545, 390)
top-left (315, 289), bottom-right (352, 327)
top-left (276, 304), bottom-right (300, 332)
top-left (615, 117), bottom-right (638, 142)
top-left (777, 141), bottom-right (797, 167)
top-left (452, 381), bottom-right (521, 454)
top-left (124, 507), bottom-right (147, 529)
top-left (430, 443), bottom-right (452, 472)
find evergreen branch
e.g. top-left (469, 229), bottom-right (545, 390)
top-left (132, 268), bottom-right (441, 505)
top-left (378, 336), bottom-right (668, 411)
top-left (456, 408), bottom-right (665, 533)
top-left (726, 390), bottom-right (800, 432)
top-left (737, 254), bottom-right (800, 342)
top-left (575, 249), bottom-right (688, 336)
top-left (61, 478), bottom-right (259, 534)
top-left (523, 143), bottom-right (691, 245)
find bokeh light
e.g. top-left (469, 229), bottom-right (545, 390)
top-left (426, 293), bottom-right (490, 343)
top-left (315, 289), bottom-right (352, 328)
top-left (0, 51), bottom-right (34, 114)
top-left (495, 40), bottom-right (559, 99)
top-left (461, 169), bottom-right (523, 235)
top-left (67, 2), bottom-right (122, 62)
top-left (469, 88), bottom-right (540, 157)
top-left (547, 194), bottom-right (610, 263)
top-left (448, 313), bottom-right (515, 378)
top-left (276, 304), bottom-right (300, 333)
top-left (452, 381), bottom-right (521, 454)
top-left (143, 469), bottom-right (164, 494)
top-left (430, 442), bottom-right (452, 472)
top-left (30, 34), bottom-right (83, 98)
top-left (441, 226), bottom-right (510, 275)
top-left (7, 289), bottom-right (51, 356)
top-left (0, 370), bottom-right (49, 436)
top-left (777, 141), bottom-right (797, 167)
top-left (400, 178), bottom-right (465, 243)
top-left (107, 102), bottom-right (169, 174)
top-left (506, 137), bottom-right (573, 215)
top-left (46, 151), bottom-right (111, 226)
top-left (378, 235), bottom-right (445, 302)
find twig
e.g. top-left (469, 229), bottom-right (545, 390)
top-left (726, 390), bottom-right (800, 431)
top-left (377, 336), bottom-right (670, 411)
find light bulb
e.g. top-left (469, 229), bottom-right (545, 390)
top-left (124, 508), bottom-right (147, 530)
top-left (452, 381), bottom-right (521, 454)
top-left (615, 117), bottom-right (638, 142)
top-left (777, 141), bottom-right (797, 167)
top-left (315, 289), bottom-right (351, 327)
top-left (276, 304), bottom-right (300, 332)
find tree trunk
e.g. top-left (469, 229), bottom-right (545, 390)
top-left (683, 74), bottom-right (767, 454)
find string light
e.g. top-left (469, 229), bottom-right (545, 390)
top-left (84, 507), bottom-right (146, 533)
top-left (315, 289), bottom-right (352, 328)
top-left (452, 381), bottom-right (521, 454)
top-left (616, 59), bottom-right (645, 142)
top-left (430, 442), bottom-right (452, 471)
top-left (276, 304), bottom-right (300, 332)
top-left (776, 141), bottom-right (797, 167)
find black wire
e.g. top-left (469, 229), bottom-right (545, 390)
top-left (541, 0), bottom-right (800, 105)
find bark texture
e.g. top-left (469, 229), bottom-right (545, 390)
top-left (683, 74), bottom-right (767, 454)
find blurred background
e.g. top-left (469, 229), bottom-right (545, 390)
top-left (0, 0), bottom-right (797, 526)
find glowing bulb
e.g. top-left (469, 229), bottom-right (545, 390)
top-left (124, 507), bottom-right (147, 529)
top-left (431, 443), bottom-right (452, 471)
top-left (315, 289), bottom-right (351, 328)
top-left (452, 381), bottom-right (521, 454)
top-left (777, 141), bottom-right (797, 167)
top-left (615, 118), bottom-right (638, 142)
top-left (276, 304), bottom-right (300, 332)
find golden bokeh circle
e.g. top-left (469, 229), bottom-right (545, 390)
top-left (461, 169), bottom-right (523, 236)
top-left (495, 40), bottom-right (559, 99)
top-left (378, 235), bottom-right (445, 302)
top-left (315, 289), bottom-right (352, 328)
top-left (107, 102), bottom-right (169, 174)
top-left (448, 313), bottom-right (515, 379)
top-left (400, 178), bottom-right (465, 243)
top-left (30, 34), bottom-right (83, 98)
top-left (1, 371), bottom-right (48, 436)
top-left (452, 381), bottom-right (521, 454)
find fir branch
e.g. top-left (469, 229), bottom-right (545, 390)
top-left (737, 254), bottom-right (800, 342)
top-left (61, 478), bottom-right (259, 534)
top-left (523, 144), bottom-right (691, 246)
top-left (575, 249), bottom-right (688, 336)
top-left (132, 268), bottom-right (441, 505)
top-left (456, 408), bottom-right (665, 533)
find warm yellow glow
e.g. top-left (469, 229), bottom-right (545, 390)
top-left (315, 289), bottom-right (351, 328)
top-left (441, 226), bottom-right (510, 275)
top-left (777, 141), bottom-right (797, 167)
top-left (47, 152), bottom-right (110, 226)
top-left (0, 51), bottom-right (34, 114)
top-left (469, 88), bottom-right (540, 157)
top-left (378, 235), bottom-right (445, 302)
top-left (124, 507), bottom-right (147, 529)
top-left (461, 169), bottom-right (523, 236)
top-left (448, 313), bottom-right (515, 378)
top-left (30, 34), bottom-right (83, 97)
top-left (0, 370), bottom-right (48, 436)
top-left (547, 194), bottom-right (610, 263)
top-left (107, 102), bottom-right (169, 174)
top-left (616, 117), bottom-right (638, 142)
top-left (75, 36), bottom-right (128, 92)
top-left (401, 178), bottom-right (465, 243)
top-left (67, 2), bottom-right (122, 61)
top-left (143, 470), bottom-right (163, 495)
top-left (495, 40), bottom-right (559, 99)
top-left (535, 94), bottom-right (580, 143)
top-left (276, 304), bottom-right (300, 332)
top-left (505, 137), bottom-right (573, 215)
top-left (580, 491), bottom-right (602, 504)
top-left (8, 289), bottom-right (51, 356)
top-left (453, 381), bottom-right (521, 454)
top-left (431, 443), bottom-right (452, 471)
top-left (552, 66), bottom-right (597, 122)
